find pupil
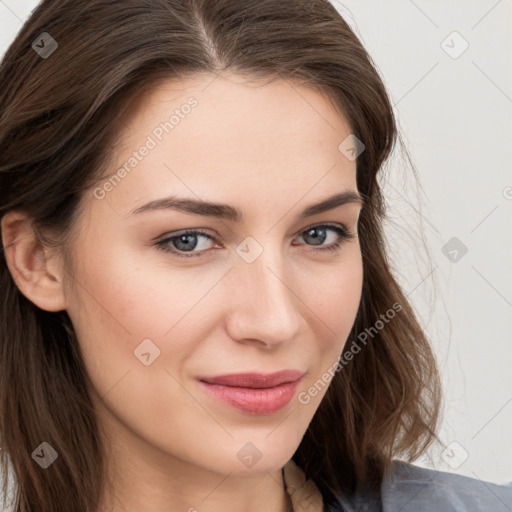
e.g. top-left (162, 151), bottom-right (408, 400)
top-left (175, 234), bottom-right (197, 251)
top-left (305, 228), bottom-right (326, 246)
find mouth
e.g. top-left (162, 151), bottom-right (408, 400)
top-left (197, 370), bottom-right (304, 415)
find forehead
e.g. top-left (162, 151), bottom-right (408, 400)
top-left (115, 72), bottom-right (353, 158)
top-left (91, 73), bottom-right (358, 219)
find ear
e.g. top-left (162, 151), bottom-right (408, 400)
top-left (1, 211), bottom-right (67, 312)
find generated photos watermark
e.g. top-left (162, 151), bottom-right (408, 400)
top-left (93, 97), bottom-right (198, 200)
top-left (298, 301), bottom-right (402, 404)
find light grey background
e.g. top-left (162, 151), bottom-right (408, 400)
top-left (1, 0), bottom-right (511, 485)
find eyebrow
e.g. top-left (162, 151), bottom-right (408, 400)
top-left (130, 190), bottom-right (363, 221)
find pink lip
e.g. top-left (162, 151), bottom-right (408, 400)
top-left (197, 370), bottom-right (304, 414)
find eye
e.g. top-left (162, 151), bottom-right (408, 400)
top-left (155, 224), bottom-right (356, 259)
top-left (155, 229), bottom-right (217, 258)
top-left (293, 224), bottom-right (356, 253)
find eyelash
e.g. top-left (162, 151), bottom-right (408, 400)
top-left (155, 224), bottom-right (356, 259)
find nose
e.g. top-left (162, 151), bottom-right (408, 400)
top-left (223, 245), bottom-right (302, 349)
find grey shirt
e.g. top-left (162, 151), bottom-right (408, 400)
top-left (342, 460), bottom-right (512, 512)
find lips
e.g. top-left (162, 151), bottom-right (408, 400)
top-left (199, 370), bottom-right (304, 388)
top-left (197, 370), bottom-right (304, 414)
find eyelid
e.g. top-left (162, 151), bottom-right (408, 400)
top-left (301, 221), bottom-right (348, 232)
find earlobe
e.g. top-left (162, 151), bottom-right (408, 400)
top-left (1, 211), bottom-right (67, 312)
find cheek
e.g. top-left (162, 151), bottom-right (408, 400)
top-left (299, 250), bottom-right (363, 393)
top-left (305, 249), bottom-right (363, 337)
top-left (64, 247), bottom-right (232, 395)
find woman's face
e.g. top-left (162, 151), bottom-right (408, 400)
top-left (63, 73), bottom-right (363, 477)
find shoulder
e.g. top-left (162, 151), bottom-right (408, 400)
top-left (380, 460), bottom-right (512, 512)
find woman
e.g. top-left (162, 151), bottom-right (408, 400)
top-left (0, 1), bottom-right (510, 511)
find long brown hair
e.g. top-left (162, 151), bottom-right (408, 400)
top-left (0, 1), bottom-right (442, 510)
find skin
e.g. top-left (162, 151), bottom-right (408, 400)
top-left (2, 72), bottom-right (363, 512)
